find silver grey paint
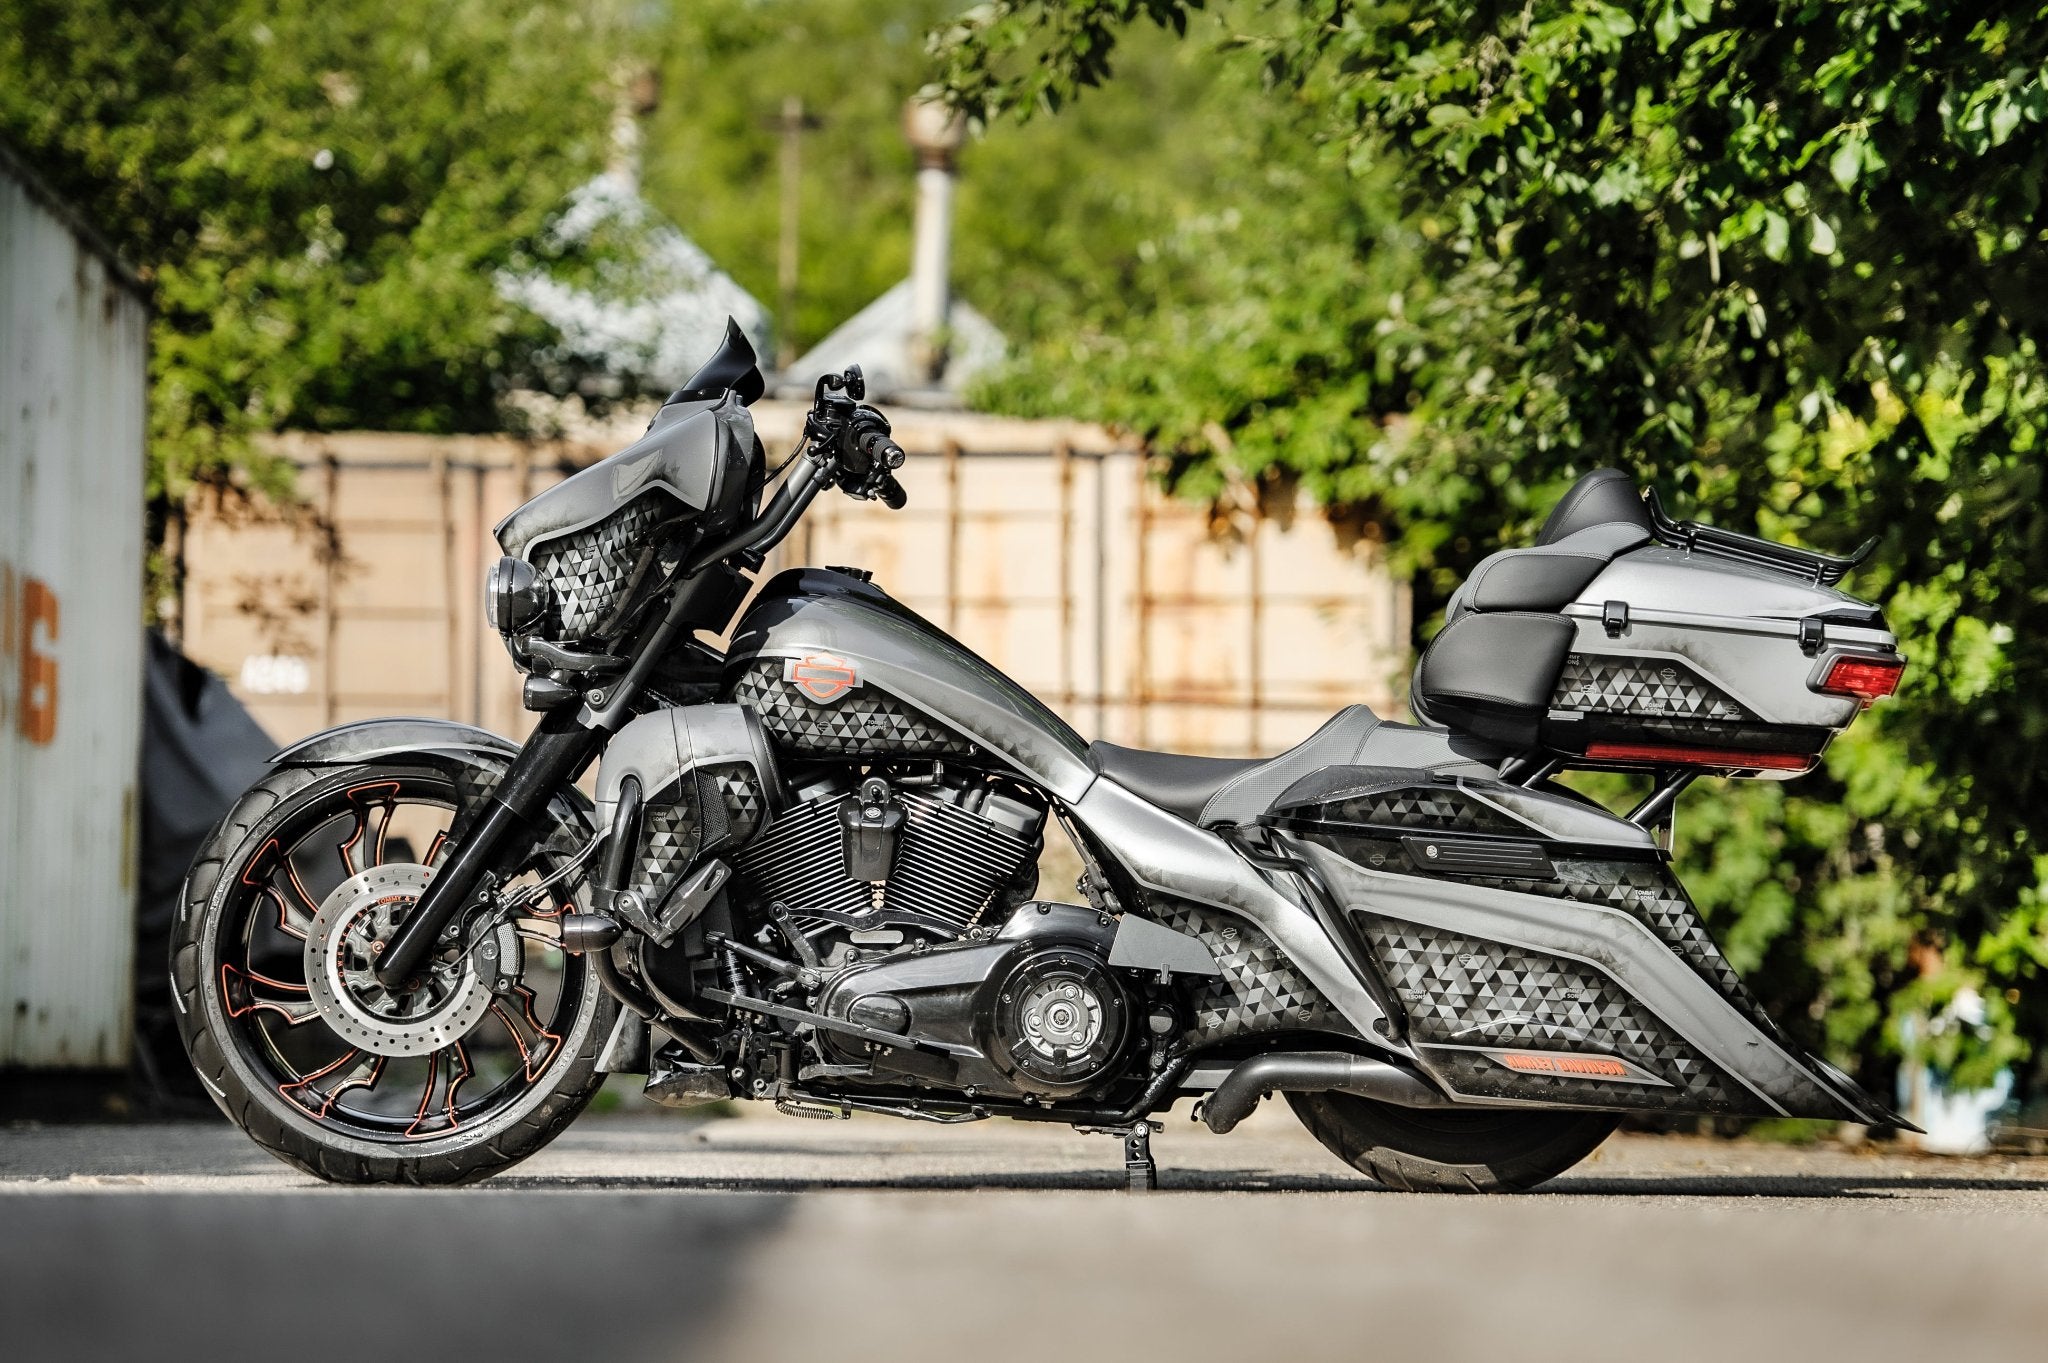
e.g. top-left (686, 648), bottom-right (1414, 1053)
top-left (1107, 913), bottom-right (1224, 978)
top-left (1067, 777), bottom-right (1400, 1049)
top-left (493, 394), bottom-right (743, 559)
top-left (271, 716), bottom-right (520, 768)
top-left (592, 703), bottom-right (777, 830)
top-left (1581, 545), bottom-right (1877, 625)
top-left (1558, 617), bottom-right (1862, 734)
top-left (1453, 779), bottom-right (1659, 851)
top-left (1295, 842), bottom-right (1874, 1120)
top-left (730, 591), bottom-right (1099, 801)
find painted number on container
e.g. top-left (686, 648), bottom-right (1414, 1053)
top-left (0, 559), bottom-right (60, 745)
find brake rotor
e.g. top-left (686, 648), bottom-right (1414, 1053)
top-left (303, 864), bottom-right (507, 1058)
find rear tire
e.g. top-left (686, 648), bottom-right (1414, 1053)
top-left (1288, 1091), bottom-right (1617, 1193)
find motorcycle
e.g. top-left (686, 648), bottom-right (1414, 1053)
top-left (175, 319), bottom-right (1913, 1191)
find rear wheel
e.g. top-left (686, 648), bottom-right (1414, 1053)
top-left (173, 763), bottom-right (617, 1185)
top-left (1288, 1091), bottom-right (1617, 1193)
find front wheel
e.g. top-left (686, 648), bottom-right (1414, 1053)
top-left (1288, 1092), bottom-right (1617, 1193)
top-left (173, 763), bottom-right (618, 1185)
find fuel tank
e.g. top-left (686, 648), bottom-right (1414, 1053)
top-left (721, 569), bottom-right (1097, 800)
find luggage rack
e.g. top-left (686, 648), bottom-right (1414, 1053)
top-left (1644, 488), bottom-right (1874, 587)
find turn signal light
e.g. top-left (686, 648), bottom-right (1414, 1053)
top-left (1818, 655), bottom-right (1905, 702)
top-left (1584, 742), bottom-right (1814, 772)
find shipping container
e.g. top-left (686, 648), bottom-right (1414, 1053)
top-left (0, 145), bottom-right (150, 1070)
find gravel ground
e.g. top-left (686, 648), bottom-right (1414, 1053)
top-left (3, 1102), bottom-right (2044, 1363)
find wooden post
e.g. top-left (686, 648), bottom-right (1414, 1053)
top-left (435, 446), bottom-right (457, 724)
top-left (1247, 490), bottom-right (1264, 755)
top-left (1055, 439), bottom-right (1074, 710)
top-left (1133, 461), bottom-right (1151, 747)
top-left (944, 438), bottom-right (962, 634)
top-left (319, 452), bottom-right (340, 728)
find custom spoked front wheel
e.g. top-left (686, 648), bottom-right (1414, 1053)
top-left (173, 764), bottom-right (617, 1185)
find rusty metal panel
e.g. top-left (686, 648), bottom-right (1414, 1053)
top-left (181, 406), bottom-right (1413, 773)
top-left (0, 151), bottom-right (150, 1069)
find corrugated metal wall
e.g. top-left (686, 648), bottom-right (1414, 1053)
top-left (0, 149), bottom-right (150, 1069)
top-left (182, 407), bottom-right (1409, 758)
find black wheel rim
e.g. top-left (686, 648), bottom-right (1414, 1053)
top-left (211, 770), bottom-right (591, 1143)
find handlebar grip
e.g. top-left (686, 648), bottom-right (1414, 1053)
top-left (877, 473), bottom-right (908, 510)
top-left (858, 430), bottom-right (907, 471)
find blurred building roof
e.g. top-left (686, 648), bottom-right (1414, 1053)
top-left (777, 280), bottom-right (1005, 407)
top-left (497, 171), bottom-right (772, 391)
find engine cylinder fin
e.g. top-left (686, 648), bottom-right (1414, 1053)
top-left (732, 785), bottom-right (1039, 937)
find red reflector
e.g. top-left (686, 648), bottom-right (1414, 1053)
top-left (1819, 655), bottom-right (1905, 702)
top-left (1498, 1052), bottom-right (1630, 1079)
top-left (1584, 742), bottom-right (1814, 771)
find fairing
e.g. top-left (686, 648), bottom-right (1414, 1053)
top-left (493, 393), bottom-right (759, 562)
top-left (722, 569), bottom-right (1097, 800)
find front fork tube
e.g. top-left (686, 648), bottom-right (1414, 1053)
top-left (374, 711), bottom-right (607, 989)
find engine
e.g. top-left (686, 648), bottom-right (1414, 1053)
top-left (726, 767), bottom-right (1154, 1102)
top-left (812, 902), bottom-right (1136, 1100)
top-left (731, 767), bottom-right (1046, 945)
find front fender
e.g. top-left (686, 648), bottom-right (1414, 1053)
top-left (270, 717), bottom-right (594, 849)
top-left (271, 717), bottom-right (521, 768)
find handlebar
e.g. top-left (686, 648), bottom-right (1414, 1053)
top-left (679, 367), bottom-right (907, 580)
top-left (681, 448), bottom-right (834, 576)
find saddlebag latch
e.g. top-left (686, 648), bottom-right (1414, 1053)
top-left (1601, 600), bottom-right (1630, 637)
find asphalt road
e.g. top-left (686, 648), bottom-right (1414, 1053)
top-left (3, 1101), bottom-right (2044, 1363)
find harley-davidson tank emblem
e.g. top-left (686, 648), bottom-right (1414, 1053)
top-left (784, 653), bottom-right (861, 703)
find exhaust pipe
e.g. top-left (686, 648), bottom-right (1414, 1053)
top-left (1202, 1051), bottom-right (1456, 1135)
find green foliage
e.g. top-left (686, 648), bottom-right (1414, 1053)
top-left (940, 1), bottom-right (2048, 1093)
top-left (643, 1), bottom-right (1279, 358)
top-left (0, 0), bottom-right (629, 505)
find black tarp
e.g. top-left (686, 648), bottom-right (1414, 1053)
top-left (134, 631), bottom-right (274, 1102)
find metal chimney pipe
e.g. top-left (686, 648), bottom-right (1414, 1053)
top-left (903, 97), bottom-right (967, 386)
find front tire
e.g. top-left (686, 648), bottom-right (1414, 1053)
top-left (173, 763), bottom-right (618, 1186)
top-left (1288, 1091), bottom-right (1617, 1193)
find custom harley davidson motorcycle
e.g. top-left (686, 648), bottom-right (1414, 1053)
top-left (176, 320), bottom-right (1913, 1191)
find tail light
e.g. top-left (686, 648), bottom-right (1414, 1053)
top-left (1817, 654), bottom-right (1905, 703)
top-left (1584, 742), bottom-right (1814, 772)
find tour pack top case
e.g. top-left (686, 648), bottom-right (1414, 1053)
top-left (1410, 469), bottom-right (1903, 776)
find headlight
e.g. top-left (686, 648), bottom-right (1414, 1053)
top-left (484, 555), bottom-right (550, 633)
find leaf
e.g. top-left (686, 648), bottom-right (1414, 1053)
top-left (1809, 214), bottom-right (1837, 255)
top-left (1653, 3), bottom-right (1681, 49)
top-left (1762, 208), bottom-right (1790, 260)
top-left (1829, 135), bottom-right (1864, 191)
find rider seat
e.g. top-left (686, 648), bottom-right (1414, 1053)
top-left (1088, 704), bottom-right (1501, 827)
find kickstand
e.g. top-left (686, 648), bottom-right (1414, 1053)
top-left (1122, 1122), bottom-right (1160, 1192)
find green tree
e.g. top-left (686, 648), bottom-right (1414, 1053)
top-left (0, 0), bottom-right (631, 516)
top-left (642, 0), bottom-right (1337, 360)
top-left (940, 1), bottom-right (2048, 1095)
